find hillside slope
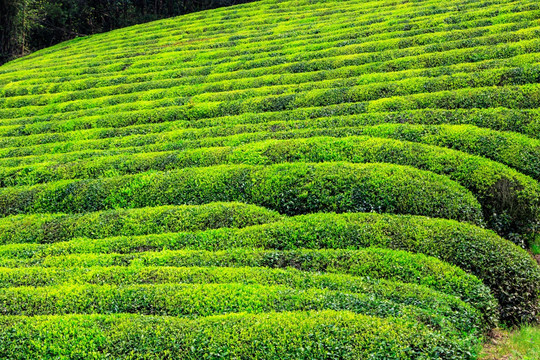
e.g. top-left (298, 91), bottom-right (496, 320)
top-left (0, 0), bottom-right (539, 358)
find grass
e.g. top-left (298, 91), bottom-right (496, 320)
top-left (531, 236), bottom-right (540, 255)
top-left (481, 326), bottom-right (540, 360)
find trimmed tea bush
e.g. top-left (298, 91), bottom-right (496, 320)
top-left (0, 311), bottom-right (479, 359)
top-left (0, 162), bottom-right (483, 223)
top-left (0, 248), bottom-right (498, 327)
top-left (0, 202), bottom-right (282, 244)
top-left (0, 212), bottom-right (530, 323)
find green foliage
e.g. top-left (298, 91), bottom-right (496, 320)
top-left (0, 211), bottom-right (535, 324)
top-left (0, 248), bottom-right (498, 327)
top-left (0, 281), bottom-right (482, 335)
top-left (0, 162), bottom-right (484, 223)
top-left (0, 311), bottom-right (479, 359)
top-left (2, 0), bottom-right (540, 355)
top-left (0, 134), bottom-right (536, 243)
top-left (1, 0), bottom-right (256, 65)
top-left (2, 122), bottom-right (539, 181)
top-left (0, 202), bottom-right (282, 244)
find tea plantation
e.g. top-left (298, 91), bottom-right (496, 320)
top-left (0, 0), bottom-right (540, 358)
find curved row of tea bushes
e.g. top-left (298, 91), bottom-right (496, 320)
top-left (0, 162), bottom-right (483, 223)
top-left (3, 17), bottom-right (539, 94)
top-left (0, 202), bottom-right (282, 245)
top-left (1, 113), bottom-right (537, 170)
top-left (3, 8), bottom-right (537, 94)
top-left (0, 247), bottom-right (498, 327)
top-left (2, 106), bottom-right (539, 143)
top-left (3, 56), bottom-right (539, 113)
top-left (0, 212), bottom-right (532, 323)
top-left (5, 14), bottom-right (538, 93)
top-left (8, 0), bottom-right (536, 69)
top-left (0, 123), bottom-right (535, 187)
top-left (0, 282), bottom-right (481, 335)
top-left (4, 19), bottom-right (537, 104)
top-left (1, 57), bottom-right (538, 117)
top-left (351, 124), bottom-right (540, 180)
top-left (3, 62), bottom-right (540, 126)
top-left (0, 0), bottom-right (502, 74)
top-left (3, 39), bottom-right (540, 119)
top-left (0, 135), bottom-right (534, 243)
top-left (0, 311), bottom-right (479, 359)
top-left (2, 82), bottom-right (540, 136)
top-left (0, 264), bottom-right (497, 329)
top-left (1, 121), bottom-right (538, 180)
top-left (182, 107), bottom-right (540, 139)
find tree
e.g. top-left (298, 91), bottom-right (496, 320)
top-left (0, 0), bottom-right (18, 63)
top-left (0, 0), bottom-right (255, 65)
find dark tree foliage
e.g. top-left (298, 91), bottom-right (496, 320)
top-left (0, 0), bottom-right (255, 64)
top-left (0, 0), bottom-right (19, 64)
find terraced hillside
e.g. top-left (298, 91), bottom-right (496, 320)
top-left (0, 0), bottom-right (540, 358)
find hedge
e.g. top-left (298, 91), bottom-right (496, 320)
top-left (0, 202), bottom-right (282, 245)
top-left (334, 123), bottom-right (540, 180)
top-left (0, 311), bottom-right (479, 359)
top-left (0, 282), bottom-right (482, 335)
top-left (2, 81), bottom-right (540, 136)
top-left (2, 0), bottom-right (540, 354)
top-left (2, 63), bottom-right (539, 136)
top-left (2, 106), bottom-right (538, 143)
top-left (2, 122), bottom-right (539, 182)
top-left (0, 212), bottom-right (531, 323)
top-left (0, 162), bottom-right (483, 224)
top-left (0, 135), bottom-right (535, 243)
top-left (3, 9), bottom-right (535, 105)
top-left (1, 58), bottom-right (537, 117)
top-left (0, 248), bottom-right (498, 327)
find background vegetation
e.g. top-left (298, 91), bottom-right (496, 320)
top-left (0, 0), bottom-right (254, 64)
